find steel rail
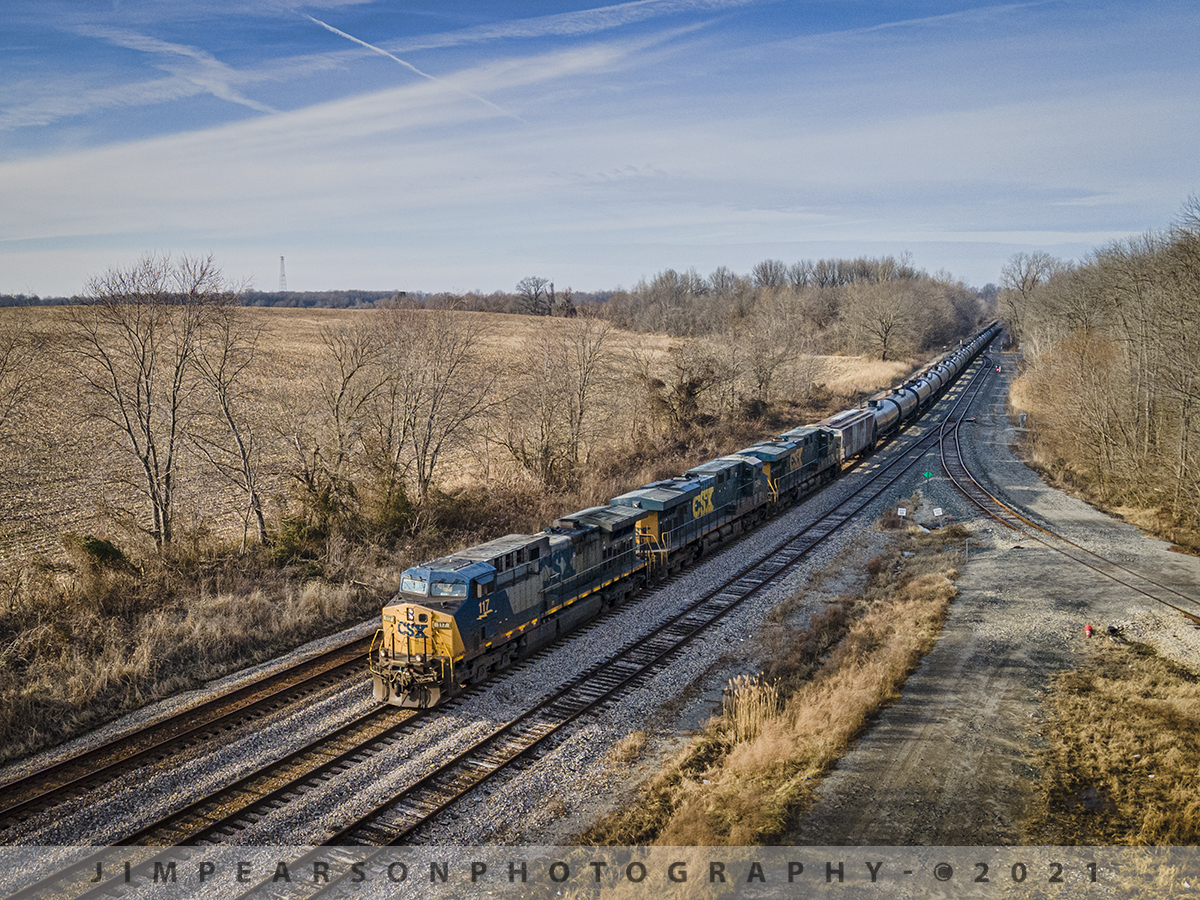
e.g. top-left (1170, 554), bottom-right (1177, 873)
top-left (940, 370), bottom-right (1200, 623)
top-left (0, 636), bottom-right (372, 833)
top-left (111, 574), bottom-right (685, 849)
top-left (320, 360), bottom-right (998, 850)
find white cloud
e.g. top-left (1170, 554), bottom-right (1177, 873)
top-left (387, 0), bottom-right (770, 51)
top-left (76, 25), bottom-right (277, 113)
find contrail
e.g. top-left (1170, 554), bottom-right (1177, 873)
top-left (302, 14), bottom-right (528, 123)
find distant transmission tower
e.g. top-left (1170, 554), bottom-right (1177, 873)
top-left (278, 256), bottom-right (288, 292)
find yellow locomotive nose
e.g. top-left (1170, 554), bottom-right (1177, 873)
top-left (371, 597), bottom-right (465, 708)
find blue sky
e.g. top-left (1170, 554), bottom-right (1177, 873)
top-left (2, 0), bottom-right (1198, 296)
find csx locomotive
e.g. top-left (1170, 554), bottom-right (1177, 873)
top-left (370, 322), bottom-right (1001, 707)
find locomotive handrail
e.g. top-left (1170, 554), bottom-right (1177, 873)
top-left (367, 628), bottom-right (385, 676)
top-left (542, 549), bottom-right (641, 606)
top-left (657, 501), bottom-right (736, 555)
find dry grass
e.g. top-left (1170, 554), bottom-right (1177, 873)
top-left (0, 305), bottom-right (927, 765)
top-left (607, 730), bottom-right (648, 765)
top-left (0, 559), bottom-right (378, 762)
top-left (579, 525), bottom-right (967, 846)
top-left (1024, 640), bottom-right (1200, 846)
top-left (819, 357), bottom-right (913, 397)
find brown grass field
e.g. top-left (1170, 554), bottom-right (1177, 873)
top-left (0, 305), bottom-right (913, 763)
top-left (0, 305), bottom-right (908, 567)
top-left (1026, 640), bottom-right (1200, 845)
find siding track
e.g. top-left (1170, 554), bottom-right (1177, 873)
top-left (940, 371), bottom-right (1200, 623)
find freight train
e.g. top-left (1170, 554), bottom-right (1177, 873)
top-left (370, 322), bottom-right (1001, 707)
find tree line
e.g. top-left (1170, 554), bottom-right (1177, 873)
top-left (0, 252), bottom-right (992, 568)
top-left (1003, 197), bottom-right (1200, 545)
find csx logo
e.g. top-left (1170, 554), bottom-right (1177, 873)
top-left (692, 487), bottom-right (715, 519)
top-left (397, 623), bottom-right (428, 638)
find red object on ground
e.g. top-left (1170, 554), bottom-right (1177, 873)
top-left (1085, 624), bottom-right (1094, 638)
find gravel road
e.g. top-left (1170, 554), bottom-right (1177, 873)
top-left (792, 352), bottom-right (1200, 845)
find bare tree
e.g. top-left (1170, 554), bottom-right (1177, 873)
top-left (516, 276), bottom-right (553, 316)
top-left (289, 323), bottom-right (385, 530)
top-left (635, 343), bottom-right (722, 438)
top-left (999, 251), bottom-right (1066, 349)
top-left (752, 259), bottom-right (789, 288)
top-left (67, 253), bottom-right (227, 550)
top-left (373, 309), bottom-right (495, 513)
top-left (789, 260), bottom-right (815, 288)
top-left (842, 281), bottom-right (919, 361)
top-left (709, 265), bottom-right (740, 297)
top-left (0, 314), bottom-right (41, 434)
top-left (191, 303), bottom-right (269, 549)
top-left (496, 336), bottom-right (565, 485)
top-left (495, 319), bottom-right (613, 485)
top-left (743, 287), bottom-right (806, 405)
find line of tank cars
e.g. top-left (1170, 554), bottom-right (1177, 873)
top-left (371, 322), bottom-right (1001, 707)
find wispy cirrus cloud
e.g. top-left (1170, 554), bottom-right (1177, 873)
top-left (0, 38), bottom-right (350, 132)
top-left (73, 25), bottom-right (277, 113)
top-left (385, 0), bottom-right (771, 51)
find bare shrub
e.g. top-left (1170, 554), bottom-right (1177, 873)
top-left (607, 730), bottom-right (648, 765)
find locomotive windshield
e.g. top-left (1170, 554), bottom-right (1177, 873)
top-left (400, 575), bottom-right (428, 595)
top-left (430, 581), bottom-right (469, 598)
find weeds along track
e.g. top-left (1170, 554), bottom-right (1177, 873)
top-left (940, 373), bottom-right (1200, 624)
top-left (0, 636), bottom-right (372, 834)
top-left (1, 579), bottom-right (693, 900)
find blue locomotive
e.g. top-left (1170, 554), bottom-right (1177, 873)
top-left (371, 322), bottom-right (1001, 707)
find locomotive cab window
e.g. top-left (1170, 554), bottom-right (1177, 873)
top-left (430, 581), bottom-right (468, 598)
top-left (400, 575), bottom-right (428, 595)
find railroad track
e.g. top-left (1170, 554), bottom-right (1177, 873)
top-left (0, 634), bottom-right (372, 834)
top-left (286, 362), bottom-right (1000, 853)
top-left (940, 366), bottom-right (1200, 624)
top-left (5, 354), bottom-right (998, 900)
top-left (110, 574), bottom-right (690, 849)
